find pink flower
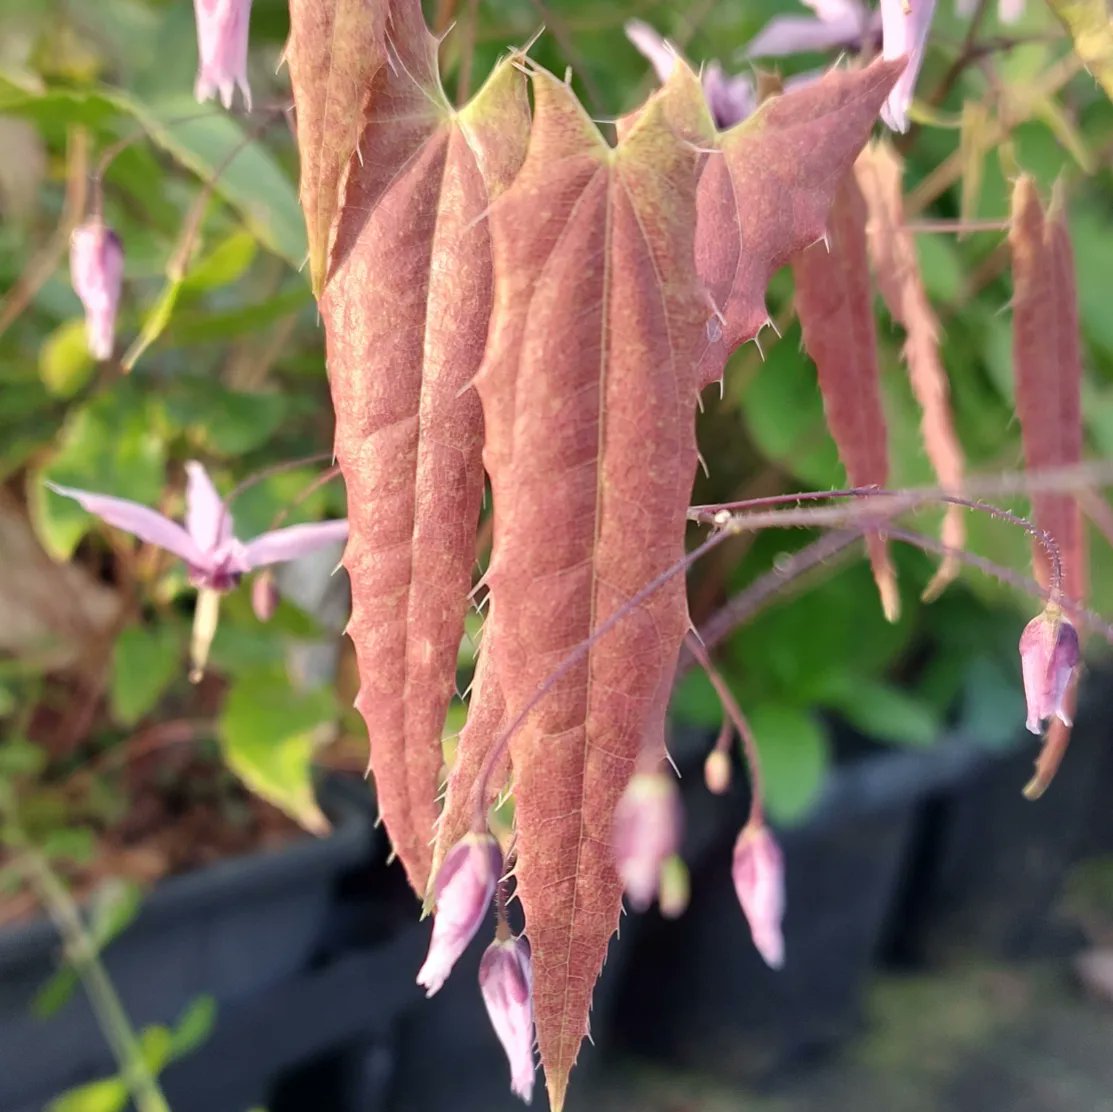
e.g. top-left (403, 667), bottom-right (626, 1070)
top-left (251, 569), bottom-right (279, 622)
top-left (46, 461), bottom-right (348, 592)
top-left (69, 219), bottom-right (123, 361)
top-left (732, 820), bottom-right (786, 969)
top-left (193, 0), bottom-right (253, 111)
top-left (479, 937), bottom-right (536, 1104)
top-left (626, 20), bottom-right (756, 128)
top-left (417, 833), bottom-right (501, 997)
top-left (1019, 609), bottom-right (1081, 735)
top-left (612, 770), bottom-right (683, 912)
top-left (880, 0), bottom-right (938, 132)
top-left (746, 0), bottom-right (882, 62)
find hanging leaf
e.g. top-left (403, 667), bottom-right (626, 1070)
top-left (1045, 0), bottom-right (1113, 105)
top-left (694, 58), bottom-right (905, 389)
top-left (296, 0), bottom-right (530, 894)
top-left (1009, 175), bottom-right (1087, 798)
top-left (856, 140), bottom-right (967, 599)
top-left (474, 66), bottom-right (710, 1111)
top-left (286, 0), bottom-right (387, 294)
top-left (794, 173), bottom-right (899, 621)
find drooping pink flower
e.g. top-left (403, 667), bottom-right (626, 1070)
top-left (251, 569), bottom-right (280, 622)
top-left (479, 936), bottom-right (536, 1104)
top-left (612, 770), bottom-right (684, 912)
top-left (69, 219), bottom-right (124, 361)
top-left (193, 0), bottom-right (253, 111)
top-left (880, 0), bottom-right (938, 132)
top-left (626, 20), bottom-right (756, 128)
top-left (732, 820), bottom-right (786, 969)
top-left (417, 833), bottom-right (502, 997)
top-left (1019, 609), bottom-right (1081, 735)
top-left (746, 0), bottom-right (882, 62)
top-left (47, 461), bottom-right (348, 592)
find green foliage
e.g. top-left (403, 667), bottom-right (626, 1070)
top-left (110, 623), bottom-right (182, 726)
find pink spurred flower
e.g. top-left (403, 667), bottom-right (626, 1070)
top-left (1019, 608), bottom-right (1081, 735)
top-left (46, 461), bottom-right (348, 593)
top-left (880, 0), bottom-right (938, 132)
top-left (732, 820), bottom-right (786, 970)
top-left (612, 770), bottom-right (683, 912)
top-left (194, 0), bottom-right (253, 111)
top-left (626, 20), bottom-right (756, 128)
top-left (479, 936), bottom-right (536, 1104)
top-left (70, 219), bottom-right (123, 361)
top-left (746, 0), bottom-right (882, 62)
top-left (417, 833), bottom-right (501, 997)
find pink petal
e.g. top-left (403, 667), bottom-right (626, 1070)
top-left (880, 0), bottom-right (937, 132)
top-left (998, 0), bottom-right (1025, 23)
top-left (625, 19), bottom-right (680, 85)
top-left (46, 481), bottom-right (204, 565)
top-left (746, 12), bottom-right (865, 58)
top-left (242, 519), bottom-right (349, 570)
top-left (193, 0), bottom-right (253, 111)
top-left (185, 461), bottom-right (232, 552)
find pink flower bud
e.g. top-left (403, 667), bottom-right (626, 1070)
top-left (612, 771), bottom-right (683, 912)
top-left (193, 0), bottom-right (253, 111)
top-left (704, 749), bottom-right (731, 795)
top-left (479, 936), bottom-right (536, 1104)
top-left (1019, 608), bottom-right (1081, 735)
top-left (251, 570), bottom-right (279, 622)
top-left (732, 820), bottom-right (785, 970)
top-left (416, 833), bottom-right (501, 997)
top-left (69, 220), bottom-right (123, 361)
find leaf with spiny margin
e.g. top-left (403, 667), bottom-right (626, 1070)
top-left (1009, 175), bottom-right (1087, 798)
top-left (693, 58), bottom-right (905, 389)
top-left (286, 0), bottom-right (387, 295)
top-left (313, 0), bottom-right (530, 895)
top-left (794, 173), bottom-right (899, 621)
top-left (475, 64), bottom-right (711, 1111)
top-left (856, 140), bottom-right (967, 599)
top-left (1045, 0), bottom-right (1113, 106)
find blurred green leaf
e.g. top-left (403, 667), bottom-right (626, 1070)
top-left (0, 738), bottom-right (47, 779)
top-left (32, 965), bottom-right (79, 1020)
top-left (815, 673), bottom-right (941, 747)
top-left (139, 1024), bottom-right (173, 1074)
top-left (1045, 0), bottom-right (1113, 104)
top-left (669, 668), bottom-right (723, 730)
top-left (39, 319), bottom-right (95, 398)
top-left (168, 995), bottom-right (217, 1060)
top-left (41, 828), bottom-right (95, 864)
top-left (121, 278), bottom-right (183, 372)
top-left (47, 1077), bottom-right (128, 1112)
top-left (218, 667), bottom-right (334, 832)
top-left (182, 230), bottom-right (257, 291)
top-left (747, 703), bottom-right (830, 825)
top-left (165, 380), bottom-right (292, 456)
top-left (33, 382), bottom-right (166, 560)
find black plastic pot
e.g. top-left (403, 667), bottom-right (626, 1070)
top-left (0, 774), bottom-right (381, 1112)
top-left (893, 687), bottom-right (1113, 963)
top-left (608, 739), bottom-right (982, 1083)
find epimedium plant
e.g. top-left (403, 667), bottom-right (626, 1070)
top-left (279, 0), bottom-right (1110, 1108)
top-left (4, 0), bottom-right (1113, 1110)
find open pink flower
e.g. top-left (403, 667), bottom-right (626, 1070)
top-left (47, 461), bottom-right (348, 592)
top-left (417, 833), bottom-right (502, 997)
top-left (194, 0), bottom-right (253, 111)
top-left (1019, 609), bottom-right (1081, 735)
top-left (479, 936), bottom-right (536, 1104)
top-left (746, 0), bottom-right (882, 62)
top-left (732, 820), bottom-right (786, 969)
top-left (70, 219), bottom-right (124, 361)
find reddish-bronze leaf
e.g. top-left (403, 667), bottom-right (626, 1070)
top-left (286, 0), bottom-right (386, 295)
top-left (694, 58), bottom-right (904, 388)
top-left (312, 0), bottom-right (530, 894)
top-left (429, 622), bottom-right (509, 894)
top-left (1010, 175), bottom-right (1087, 798)
top-left (856, 140), bottom-right (967, 600)
top-left (475, 65), bottom-right (710, 1111)
top-left (794, 174), bottom-right (899, 621)
top-left (1010, 176), bottom-right (1086, 601)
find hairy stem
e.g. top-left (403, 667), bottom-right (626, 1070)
top-left (7, 832), bottom-right (170, 1112)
